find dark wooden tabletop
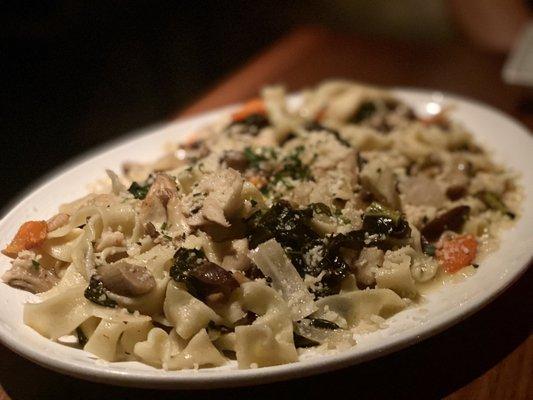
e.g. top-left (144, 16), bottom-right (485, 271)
top-left (1, 27), bottom-right (531, 400)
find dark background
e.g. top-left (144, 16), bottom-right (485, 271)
top-left (2, 0), bottom-right (458, 209)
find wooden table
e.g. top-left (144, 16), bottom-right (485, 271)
top-left (1, 27), bottom-right (531, 400)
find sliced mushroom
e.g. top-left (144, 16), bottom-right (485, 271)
top-left (188, 260), bottom-right (240, 299)
top-left (139, 174), bottom-right (179, 226)
top-left (144, 222), bottom-right (159, 239)
top-left (98, 261), bottom-right (155, 297)
top-left (221, 150), bottom-right (249, 172)
top-left (421, 205), bottom-right (470, 242)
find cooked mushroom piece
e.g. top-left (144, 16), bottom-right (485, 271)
top-left (221, 150), bottom-right (249, 172)
top-left (98, 261), bottom-right (156, 297)
top-left (421, 205), bottom-right (470, 242)
top-left (188, 260), bottom-right (240, 299)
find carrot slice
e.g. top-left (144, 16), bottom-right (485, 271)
top-left (436, 234), bottom-right (478, 273)
top-left (231, 98), bottom-right (266, 122)
top-left (2, 220), bottom-right (48, 257)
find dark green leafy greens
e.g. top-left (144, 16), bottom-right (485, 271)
top-left (362, 202), bottom-right (411, 239)
top-left (246, 200), bottom-right (411, 297)
top-left (478, 191), bottom-right (515, 219)
top-left (351, 101), bottom-right (377, 124)
top-left (84, 276), bottom-right (117, 308)
top-left (128, 181), bottom-right (151, 200)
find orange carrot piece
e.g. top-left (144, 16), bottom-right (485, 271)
top-left (231, 98), bottom-right (265, 122)
top-left (2, 220), bottom-right (48, 257)
top-left (436, 234), bottom-right (478, 273)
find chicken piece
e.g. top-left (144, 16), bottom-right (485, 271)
top-left (98, 261), bottom-right (155, 297)
top-left (350, 247), bottom-right (384, 287)
top-left (2, 251), bottom-right (58, 293)
top-left (139, 174), bottom-right (179, 226)
top-left (360, 159), bottom-right (400, 209)
top-left (187, 169), bottom-right (244, 227)
top-left (400, 176), bottom-right (446, 208)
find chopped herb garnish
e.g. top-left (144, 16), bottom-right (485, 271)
top-left (31, 259), bottom-right (40, 270)
top-left (271, 146), bottom-right (312, 184)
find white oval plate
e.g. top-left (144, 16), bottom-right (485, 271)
top-left (0, 89), bottom-right (531, 389)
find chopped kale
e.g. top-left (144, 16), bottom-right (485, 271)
top-left (169, 248), bottom-right (206, 285)
top-left (84, 276), bottom-right (117, 308)
top-left (247, 200), bottom-right (412, 297)
top-left (362, 202), bottom-right (411, 239)
top-left (478, 191), bottom-right (515, 219)
top-left (351, 101), bottom-right (377, 124)
top-left (308, 202), bottom-right (332, 217)
top-left (128, 181), bottom-right (151, 199)
top-left (246, 200), bottom-right (318, 249)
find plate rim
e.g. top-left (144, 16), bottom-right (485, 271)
top-left (0, 87), bottom-right (531, 389)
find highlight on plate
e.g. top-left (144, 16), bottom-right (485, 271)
top-left (1, 81), bottom-right (521, 370)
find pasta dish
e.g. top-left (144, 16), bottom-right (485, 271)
top-left (1, 81), bottom-right (520, 370)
